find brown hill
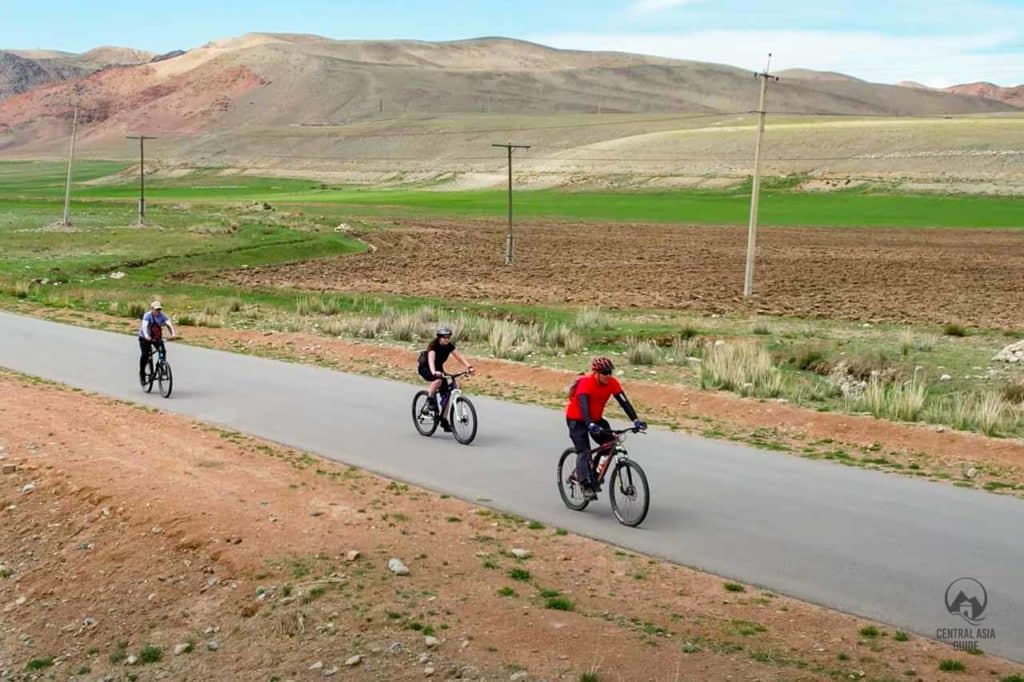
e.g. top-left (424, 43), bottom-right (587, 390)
top-left (0, 45), bottom-right (153, 101)
top-left (945, 82), bottom-right (1024, 107)
top-left (0, 33), bottom-right (1016, 154)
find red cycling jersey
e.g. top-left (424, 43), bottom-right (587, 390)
top-left (565, 374), bottom-right (622, 422)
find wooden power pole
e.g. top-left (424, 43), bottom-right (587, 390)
top-left (60, 106), bottom-right (79, 227)
top-left (126, 134), bottom-right (156, 224)
top-left (743, 55), bottom-right (779, 298)
top-left (492, 143), bottom-right (531, 265)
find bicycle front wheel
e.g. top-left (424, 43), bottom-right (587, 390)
top-left (609, 459), bottom-right (650, 527)
top-left (411, 391), bottom-right (439, 437)
top-left (144, 359), bottom-right (155, 393)
top-left (450, 396), bottom-right (477, 445)
top-left (557, 448), bottom-right (590, 511)
top-left (158, 361), bottom-right (173, 398)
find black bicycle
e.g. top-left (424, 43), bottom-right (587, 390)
top-left (557, 426), bottom-right (650, 527)
top-left (411, 372), bottom-right (478, 445)
top-left (142, 343), bottom-right (173, 398)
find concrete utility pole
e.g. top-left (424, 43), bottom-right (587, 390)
top-left (126, 135), bottom-right (156, 224)
top-left (743, 54), bottom-right (779, 298)
top-left (60, 106), bottom-right (79, 227)
top-left (492, 143), bottom-right (531, 265)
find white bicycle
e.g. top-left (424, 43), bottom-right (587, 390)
top-left (411, 371), bottom-right (478, 445)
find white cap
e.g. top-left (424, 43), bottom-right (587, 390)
top-left (151, 300), bottom-right (162, 309)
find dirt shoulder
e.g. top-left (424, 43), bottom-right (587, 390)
top-left (2, 371), bottom-right (1022, 681)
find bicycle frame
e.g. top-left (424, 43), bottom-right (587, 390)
top-left (438, 371), bottom-right (470, 421)
top-left (588, 429), bottom-right (640, 484)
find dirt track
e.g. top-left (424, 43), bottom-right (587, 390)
top-left (220, 218), bottom-right (1024, 329)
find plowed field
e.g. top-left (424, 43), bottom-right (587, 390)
top-left (220, 219), bottom-right (1024, 328)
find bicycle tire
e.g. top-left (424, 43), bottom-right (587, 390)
top-left (158, 361), bottom-right (173, 399)
top-left (450, 396), bottom-right (478, 445)
top-left (609, 459), bottom-right (650, 527)
top-left (411, 391), bottom-right (439, 437)
top-left (144, 358), bottom-right (155, 394)
top-left (557, 448), bottom-right (590, 511)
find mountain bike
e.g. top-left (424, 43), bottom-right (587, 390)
top-left (141, 342), bottom-right (173, 398)
top-left (411, 371), bottom-right (477, 445)
top-left (557, 426), bottom-right (650, 527)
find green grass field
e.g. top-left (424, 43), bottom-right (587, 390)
top-left (3, 160), bottom-right (1023, 228)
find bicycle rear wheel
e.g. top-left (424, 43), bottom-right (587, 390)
top-left (609, 459), bottom-right (650, 527)
top-left (158, 361), bottom-right (173, 398)
top-left (557, 448), bottom-right (590, 511)
top-left (411, 391), bottom-right (439, 436)
top-left (450, 396), bottom-right (477, 445)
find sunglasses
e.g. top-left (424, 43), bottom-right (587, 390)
top-left (596, 368), bottom-right (612, 375)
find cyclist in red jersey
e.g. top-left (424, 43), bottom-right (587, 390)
top-left (565, 357), bottom-right (646, 500)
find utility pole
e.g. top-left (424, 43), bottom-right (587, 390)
top-left (743, 54), bottom-right (779, 298)
top-left (492, 143), bottom-right (530, 265)
top-left (60, 106), bottom-right (79, 227)
top-left (126, 135), bottom-right (156, 224)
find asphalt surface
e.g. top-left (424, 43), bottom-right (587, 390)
top-left (1, 311), bottom-right (1022, 661)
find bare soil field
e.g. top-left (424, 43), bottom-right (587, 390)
top-left (217, 219), bottom-right (1024, 330)
top-left (3, 371), bottom-right (1023, 681)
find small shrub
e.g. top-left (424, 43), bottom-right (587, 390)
top-left (498, 587), bottom-right (517, 597)
top-left (139, 645), bottom-right (163, 664)
top-left (843, 350), bottom-right (895, 381)
top-left (176, 314), bottom-right (196, 326)
top-left (943, 323), bottom-right (968, 337)
top-left (785, 345), bottom-right (831, 374)
top-left (752, 322), bottom-right (771, 335)
top-left (13, 280), bottom-right (34, 299)
top-left (853, 375), bottom-right (926, 422)
top-left (487, 320), bottom-right (536, 360)
top-left (938, 659), bottom-right (965, 672)
top-left (191, 311), bottom-right (224, 328)
top-left (575, 306), bottom-right (611, 330)
top-left (626, 337), bottom-right (660, 365)
top-left (296, 295), bottom-right (342, 316)
top-left (894, 630), bottom-right (910, 642)
top-left (930, 391), bottom-right (1022, 436)
top-left (509, 568), bottom-right (531, 582)
top-left (859, 625), bottom-right (880, 638)
top-left (724, 582), bottom-right (745, 592)
top-left (1001, 382), bottom-right (1024, 405)
top-left (26, 658), bottom-right (54, 671)
top-left (701, 343), bottom-right (783, 398)
top-left (124, 302), bottom-right (147, 319)
top-left (543, 323), bottom-right (584, 353)
top-left (545, 596), bottom-right (574, 611)
top-left (579, 671), bottom-right (600, 682)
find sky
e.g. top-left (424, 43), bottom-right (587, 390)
top-left (3, 0), bottom-right (1022, 87)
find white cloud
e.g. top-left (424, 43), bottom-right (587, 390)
top-left (529, 29), bottom-right (1023, 87)
top-left (627, 0), bottom-right (703, 16)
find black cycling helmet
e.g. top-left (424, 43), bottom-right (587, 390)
top-left (436, 326), bottom-right (453, 338)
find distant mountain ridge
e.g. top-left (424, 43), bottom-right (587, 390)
top-left (0, 46), bottom-right (153, 101)
top-left (944, 82), bottom-right (1024, 108)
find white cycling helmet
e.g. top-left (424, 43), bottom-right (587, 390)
top-left (151, 300), bottom-right (162, 309)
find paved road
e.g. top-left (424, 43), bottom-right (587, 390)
top-left (1, 311), bottom-right (1022, 661)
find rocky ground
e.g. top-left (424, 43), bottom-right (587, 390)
top-left (3, 370), bottom-right (1023, 681)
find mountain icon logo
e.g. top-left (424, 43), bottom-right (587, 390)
top-left (945, 578), bottom-right (987, 625)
